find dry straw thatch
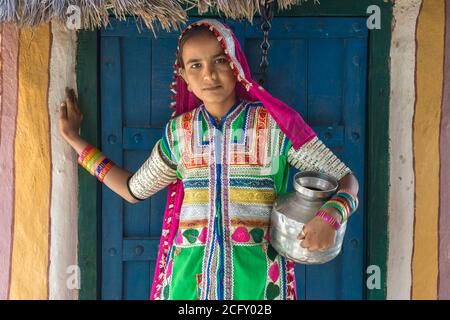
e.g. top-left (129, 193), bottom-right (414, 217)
top-left (0, 0), bottom-right (316, 32)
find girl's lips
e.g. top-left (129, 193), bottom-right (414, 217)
top-left (203, 85), bottom-right (222, 91)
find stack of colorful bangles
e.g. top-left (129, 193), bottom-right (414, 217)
top-left (315, 189), bottom-right (359, 230)
top-left (77, 145), bottom-right (115, 183)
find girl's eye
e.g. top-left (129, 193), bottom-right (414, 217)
top-left (190, 58), bottom-right (226, 69)
top-left (215, 57), bottom-right (227, 64)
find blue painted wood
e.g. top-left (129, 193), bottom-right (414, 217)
top-left (303, 33), bottom-right (367, 301)
top-left (100, 16), bottom-right (368, 300)
top-left (101, 36), bottom-right (124, 300)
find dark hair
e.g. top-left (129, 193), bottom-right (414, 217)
top-left (177, 25), bottom-right (215, 69)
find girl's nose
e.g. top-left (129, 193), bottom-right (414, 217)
top-left (203, 63), bottom-right (217, 81)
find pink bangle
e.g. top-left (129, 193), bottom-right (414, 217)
top-left (316, 210), bottom-right (341, 230)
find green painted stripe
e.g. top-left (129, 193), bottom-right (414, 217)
top-left (77, 29), bottom-right (100, 300)
top-left (365, 5), bottom-right (392, 301)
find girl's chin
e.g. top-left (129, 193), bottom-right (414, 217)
top-left (199, 93), bottom-right (230, 102)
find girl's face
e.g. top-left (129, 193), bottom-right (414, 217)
top-left (179, 31), bottom-right (237, 106)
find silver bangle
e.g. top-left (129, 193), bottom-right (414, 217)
top-left (128, 140), bottom-right (178, 201)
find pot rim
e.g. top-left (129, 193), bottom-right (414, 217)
top-left (293, 171), bottom-right (338, 199)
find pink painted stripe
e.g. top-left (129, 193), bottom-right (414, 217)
top-left (439, 1), bottom-right (450, 300)
top-left (0, 24), bottom-right (19, 300)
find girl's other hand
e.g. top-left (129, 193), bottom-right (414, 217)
top-left (297, 209), bottom-right (339, 252)
top-left (58, 87), bottom-right (83, 141)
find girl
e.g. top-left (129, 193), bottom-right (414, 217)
top-left (59, 19), bottom-right (359, 300)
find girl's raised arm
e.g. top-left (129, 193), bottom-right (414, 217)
top-left (58, 87), bottom-right (177, 204)
top-left (62, 133), bottom-right (137, 203)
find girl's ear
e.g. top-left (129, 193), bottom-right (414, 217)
top-left (178, 68), bottom-right (186, 81)
top-left (178, 68), bottom-right (192, 91)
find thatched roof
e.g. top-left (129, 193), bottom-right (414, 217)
top-left (0, 0), bottom-right (316, 32)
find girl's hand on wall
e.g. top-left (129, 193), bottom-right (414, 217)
top-left (58, 87), bottom-right (84, 141)
top-left (297, 211), bottom-right (338, 252)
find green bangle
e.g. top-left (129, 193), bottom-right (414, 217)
top-left (86, 151), bottom-right (102, 172)
top-left (321, 202), bottom-right (346, 224)
top-left (331, 199), bottom-right (350, 222)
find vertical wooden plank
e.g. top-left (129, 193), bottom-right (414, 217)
top-left (124, 150), bottom-right (151, 238)
top-left (76, 29), bottom-right (100, 300)
top-left (151, 35), bottom-right (177, 127)
top-left (306, 31), bottom-right (353, 300)
top-left (123, 261), bottom-right (151, 300)
top-left (244, 19), bottom-right (308, 118)
top-left (306, 26), bottom-right (368, 300)
top-left (100, 35), bottom-right (124, 299)
top-left (307, 38), bottom-right (344, 125)
top-left (339, 35), bottom-right (367, 299)
top-left (122, 35), bottom-right (152, 242)
top-left (122, 37), bottom-right (151, 127)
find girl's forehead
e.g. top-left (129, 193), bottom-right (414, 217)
top-left (182, 33), bottom-right (224, 55)
top-left (183, 31), bottom-right (219, 47)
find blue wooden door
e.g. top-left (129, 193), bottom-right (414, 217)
top-left (100, 17), bottom-right (367, 300)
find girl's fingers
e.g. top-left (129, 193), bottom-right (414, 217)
top-left (71, 88), bottom-right (79, 107)
top-left (297, 230), bottom-right (306, 240)
top-left (300, 234), bottom-right (310, 248)
top-left (65, 87), bottom-right (78, 107)
top-left (65, 91), bottom-right (73, 110)
top-left (301, 241), bottom-right (309, 249)
top-left (59, 102), bottom-right (68, 118)
top-left (65, 87), bottom-right (76, 110)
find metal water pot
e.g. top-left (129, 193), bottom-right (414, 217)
top-left (270, 171), bottom-right (347, 264)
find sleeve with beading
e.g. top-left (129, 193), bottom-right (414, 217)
top-left (287, 136), bottom-right (352, 181)
top-left (127, 139), bottom-right (178, 201)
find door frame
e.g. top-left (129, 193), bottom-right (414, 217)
top-left (76, 0), bottom-right (393, 300)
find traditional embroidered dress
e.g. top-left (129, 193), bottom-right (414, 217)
top-left (126, 19), bottom-right (352, 300)
top-left (128, 99), bottom-right (351, 299)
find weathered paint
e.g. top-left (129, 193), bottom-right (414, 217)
top-left (48, 21), bottom-right (79, 300)
top-left (9, 24), bottom-right (52, 300)
top-left (438, 1), bottom-right (450, 300)
top-left (387, 0), bottom-right (421, 300)
top-left (412, 0), bottom-right (444, 300)
top-left (0, 22), bottom-right (80, 300)
top-left (0, 24), bottom-right (19, 300)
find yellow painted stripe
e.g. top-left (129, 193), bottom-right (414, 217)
top-left (412, 0), bottom-right (444, 300)
top-left (9, 24), bottom-right (51, 300)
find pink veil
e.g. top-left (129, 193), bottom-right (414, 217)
top-left (150, 18), bottom-right (317, 300)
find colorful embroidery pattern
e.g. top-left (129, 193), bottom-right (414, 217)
top-left (157, 100), bottom-right (343, 300)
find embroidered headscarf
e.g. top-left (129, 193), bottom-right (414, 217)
top-left (150, 18), bottom-right (316, 300)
